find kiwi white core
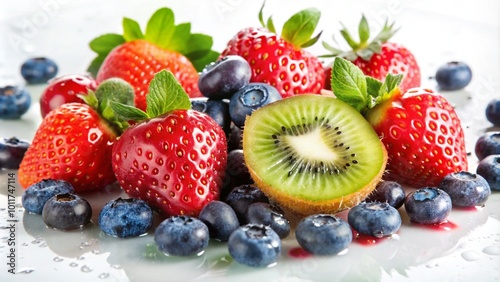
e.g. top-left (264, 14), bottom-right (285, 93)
top-left (285, 129), bottom-right (338, 162)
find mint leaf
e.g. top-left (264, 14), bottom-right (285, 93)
top-left (168, 23), bottom-right (191, 53)
top-left (331, 57), bottom-right (369, 113)
top-left (123, 17), bottom-right (144, 41)
top-left (89, 33), bottom-right (125, 55)
top-left (366, 76), bottom-right (383, 99)
top-left (281, 8), bottom-right (321, 47)
top-left (146, 70), bottom-right (191, 117)
top-left (379, 73), bottom-right (403, 96)
top-left (144, 7), bottom-right (175, 48)
top-left (110, 102), bottom-right (149, 120)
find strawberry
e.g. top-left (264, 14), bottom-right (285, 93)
top-left (19, 78), bottom-right (134, 192)
top-left (331, 58), bottom-right (467, 187)
top-left (109, 70), bottom-right (227, 217)
top-left (88, 8), bottom-right (219, 111)
top-left (220, 4), bottom-right (325, 98)
top-left (323, 15), bottom-right (420, 92)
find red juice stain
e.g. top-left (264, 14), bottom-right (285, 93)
top-left (454, 206), bottom-right (481, 212)
top-left (288, 247), bottom-right (312, 259)
top-left (351, 229), bottom-right (388, 245)
top-left (413, 220), bottom-right (458, 231)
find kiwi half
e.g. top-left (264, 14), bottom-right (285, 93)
top-left (242, 94), bottom-right (387, 216)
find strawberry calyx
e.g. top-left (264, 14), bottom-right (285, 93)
top-left (258, 1), bottom-right (322, 48)
top-left (109, 70), bottom-right (191, 122)
top-left (321, 15), bottom-right (398, 61)
top-left (330, 57), bottom-right (402, 115)
top-left (87, 7), bottom-right (219, 76)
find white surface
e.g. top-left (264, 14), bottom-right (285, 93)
top-left (1, 0), bottom-right (500, 281)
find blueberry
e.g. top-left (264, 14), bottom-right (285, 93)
top-left (228, 224), bottom-right (281, 267)
top-left (365, 181), bottom-right (405, 209)
top-left (348, 202), bottom-right (401, 238)
top-left (435, 61), bottom-right (472, 91)
top-left (295, 214), bottom-right (352, 256)
top-left (198, 200), bottom-right (239, 242)
top-left (198, 55), bottom-right (251, 100)
top-left (0, 85), bottom-right (31, 119)
top-left (404, 187), bottom-right (452, 224)
top-left (486, 99), bottom-right (500, 127)
top-left (0, 137), bottom-right (30, 169)
top-left (224, 149), bottom-right (253, 194)
top-left (438, 171), bottom-right (491, 207)
top-left (477, 155), bottom-right (500, 191)
top-left (190, 98), bottom-right (231, 134)
top-left (475, 132), bottom-right (500, 160)
top-left (229, 83), bottom-right (281, 127)
top-left (154, 215), bottom-right (209, 256)
top-left (20, 57), bottom-right (58, 84)
top-left (98, 197), bottom-right (153, 238)
top-left (225, 184), bottom-right (269, 223)
top-left (246, 202), bottom-right (290, 239)
top-left (227, 123), bottom-right (243, 151)
top-left (22, 179), bottom-right (74, 214)
top-left (42, 193), bottom-right (92, 230)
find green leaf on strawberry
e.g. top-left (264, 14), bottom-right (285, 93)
top-left (110, 70), bottom-right (191, 121)
top-left (87, 7), bottom-right (219, 76)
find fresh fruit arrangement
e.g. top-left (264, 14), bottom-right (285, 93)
top-left (4, 4), bottom-right (497, 274)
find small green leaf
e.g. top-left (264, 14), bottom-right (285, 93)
top-left (258, 1), bottom-right (266, 27)
top-left (378, 73), bottom-right (403, 97)
top-left (79, 90), bottom-right (99, 110)
top-left (301, 31), bottom-right (322, 48)
top-left (266, 16), bottom-right (276, 33)
top-left (110, 102), bottom-right (149, 120)
top-left (123, 17), bottom-right (144, 41)
top-left (366, 76), bottom-right (383, 99)
top-left (340, 27), bottom-right (359, 50)
top-left (168, 23), bottom-right (191, 53)
top-left (89, 33), bottom-right (125, 55)
top-left (331, 57), bottom-right (369, 113)
top-left (184, 34), bottom-right (213, 60)
top-left (146, 70), bottom-right (191, 118)
top-left (144, 7), bottom-right (175, 48)
top-left (281, 8), bottom-right (321, 47)
top-left (358, 15), bottom-right (370, 44)
top-left (87, 54), bottom-right (106, 77)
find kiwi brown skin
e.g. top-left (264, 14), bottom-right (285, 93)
top-left (242, 94), bottom-right (388, 216)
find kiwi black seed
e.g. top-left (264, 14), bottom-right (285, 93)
top-left (242, 94), bottom-right (387, 216)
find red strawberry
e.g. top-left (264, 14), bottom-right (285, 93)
top-left (19, 78), bottom-right (134, 192)
top-left (220, 5), bottom-right (325, 98)
top-left (18, 103), bottom-right (118, 192)
top-left (331, 58), bottom-right (467, 187)
top-left (110, 70), bottom-right (227, 217)
top-left (88, 8), bottom-right (219, 111)
top-left (323, 15), bottom-right (420, 92)
top-left (40, 74), bottom-right (97, 117)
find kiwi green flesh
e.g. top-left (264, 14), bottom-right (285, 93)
top-left (243, 95), bottom-right (387, 215)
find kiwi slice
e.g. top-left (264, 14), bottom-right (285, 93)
top-left (242, 94), bottom-right (387, 216)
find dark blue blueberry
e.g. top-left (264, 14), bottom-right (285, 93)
top-left (229, 83), bottom-right (281, 127)
top-left (154, 216), bottom-right (209, 256)
top-left (0, 86), bottom-right (31, 119)
top-left (485, 99), bottom-right (500, 127)
top-left (0, 137), bottom-right (30, 169)
top-left (348, 201), bottom-right (401, 238)
top-left (22, 179), bottom-right (74, 214)
top-left (42, 193), bottom-right (92, 230)
top-left (365, 181), bottom-right (405, 209)
top-left (435, 61), bottom-right (472, 91)
top-left (98, 197), bottom-right (153, 238)
top-left (246, 202), bottom-right (290, 239)
top-left (295, 214), bottom-right (352, 256)
top-left (475, 132), bottom-right (500, 160)
top-left (227, 123), bottom-right (243, 151)
top-left (404, 187), bottom-right (452, 224)
top-left (477, 154), bottom-right (500, 191)
top-left (439, 171), bottom-right (491, 207)
top-left (198, 55), bottom-right (251, 100)
top-left (190, 98), bottom-right (231, 134)
top-left (198, 200), bottom-right (239, 242)
top-left (228, 224), bottom-right (281, 267)
top-left (20, 57), bottom-right (58, 84)
top-left (224, 149), bottom-right (253, 194)
top-left (224, 184), bottom-right (269, 223)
